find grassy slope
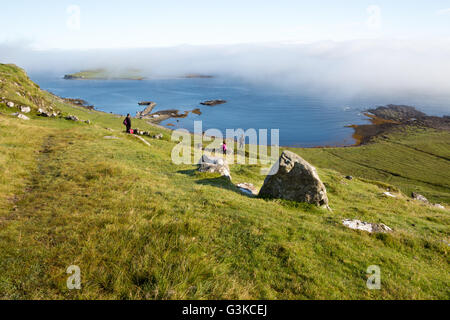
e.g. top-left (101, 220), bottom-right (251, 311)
top-left (291, 127), bottom-right (450, 205)
top-left (0, 64), bottom-right (449, 299)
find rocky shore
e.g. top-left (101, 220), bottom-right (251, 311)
top-left (63, 98), bottom-right (95, 110)
top-left (350, 105), bottom-right (450, 145)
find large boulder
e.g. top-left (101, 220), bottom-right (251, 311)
top-left (198, 155), bottom-right (231, 180)
top-left (259, 151), bottom-right (329, 207)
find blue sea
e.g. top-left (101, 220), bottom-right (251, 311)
top-left (29, 74), bottom-right (450, 147)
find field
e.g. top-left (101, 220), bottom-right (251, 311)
top-left (0, 64), bottom-right (449, 299)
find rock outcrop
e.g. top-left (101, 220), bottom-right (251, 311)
top-left (200, 100), bottom-right (227, 106)
top-left (37, 108), bottom-right (58, 118)
top-left (236, 183), bottom-right (258, 196)
top-left (65, 115), bottom-right (80, 121)
top-left (198, 155), bottom-right (231, 180)
top-left (258, 151), bottom-right (329, 207)
top-left (12, 113), bottom-right (30, 120)
top-left (342, 219), bottom-right (392, 233)
top-left (412, 192), bottom-right (428, 203)
top-left (136, 102), bottom-right (157, 118)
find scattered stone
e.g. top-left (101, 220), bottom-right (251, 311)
top-left (153, 133), bottom-right (163, 139)
top-left (383, 192), bottom-right (396, 198)
top-left (6, 102), bottom-right (14, 108)
top-left (84, 120), bottom-right (92, 125)
top-left (20, 106), bottom-right (31, 113)
top-left (258, 151), bottom-right (329, 207)
top-left (342, 219), bottom-right (392, 233)
top-left (236, 183), bottom-right (258, 196)
top-left (434, 204), bottom-right (445, 210)
top-left (412, 192), bottom-right (428, 203)
top-left (65, 115), bottom-right (79, 121)
top-left (198, 155), bottom-right (231, 180)
top-left (12, 113), bottom-right (30, 120)
top-left (345, 176), bottom-right (353, 180)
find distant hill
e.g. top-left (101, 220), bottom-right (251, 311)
top-left (64, 68), bottom-right (145, 80)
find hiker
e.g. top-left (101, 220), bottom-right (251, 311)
top-left (222, 140), bottom-right (227, 155)
top-left (123, 114), bottom-right (131, 133)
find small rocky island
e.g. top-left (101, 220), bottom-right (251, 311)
top-left (200, 100), bottom-right (227, 106)
top-left (350, 104), bottom-right (450, 145)
top-left (64, 68), bottom-right (145, 81)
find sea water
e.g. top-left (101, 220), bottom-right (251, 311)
top-left (30, 74), bottom-right (449, 147)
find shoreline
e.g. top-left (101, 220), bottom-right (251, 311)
top-left (57, 95), bottom-right (450, 149)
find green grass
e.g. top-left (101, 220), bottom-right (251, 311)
top-left (0, 63), bottom-right (449, 299)
top-left (290, 127), bottom-right (450, 204)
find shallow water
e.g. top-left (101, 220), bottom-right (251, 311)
top-left (30, 74), bottom-right (449, 147)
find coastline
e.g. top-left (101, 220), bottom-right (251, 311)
top-left (54, 93), bottom-right (450, 149)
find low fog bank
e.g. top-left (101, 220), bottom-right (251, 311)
top-left (1, 39), bottom-right (450, 112)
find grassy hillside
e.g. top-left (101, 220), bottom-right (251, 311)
top-left (292, 128), bottom-right (450, 205)
top-left (0, 64), bottom-right (449, 299)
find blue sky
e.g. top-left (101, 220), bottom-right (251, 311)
top-left (2, 0), bottom-right (450, 49)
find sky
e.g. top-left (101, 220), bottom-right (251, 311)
top-left (1, 1), bottom-right (450, 110)
top-left (1, 0), bottom-right (450, 49)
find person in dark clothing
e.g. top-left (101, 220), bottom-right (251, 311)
top-left (123, 114), bottom-right (131, 133)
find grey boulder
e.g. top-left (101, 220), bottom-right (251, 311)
top-left (259, 150), bottom-right (329, 207)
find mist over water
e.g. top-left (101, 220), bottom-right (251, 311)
top-left (3, 39), bottom-right (450, 146)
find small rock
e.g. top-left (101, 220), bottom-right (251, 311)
top-left (13, 113), bottom-right (30, 120)
top-left (342, 219), bottom-right (392, 233)
top-left (104, 136), bottom-right (119, 140)
top-left (434, 204), bottom-right (445, 210)
top-left (345, 176), bottom-right (353, 180)
top-left (65, 115), bottom-right (79, 121)
top-left (6, 102), bottom-right (14, 108)
top-left (236, 183), bottom-right (258, 196)
top-left (85, 120), bottom-right (91, 124)
top-left (20, 106), bottom-right (31, 113)
top-left (412, 192), bottom-right (428, 203)
top-left (383, 192), bottom-right (396, 198)
top-left (153, 133), bottom-right (163, 139)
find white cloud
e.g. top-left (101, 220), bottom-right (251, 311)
top-left (2, 39), bottom-right (450, 109)
top-left (437, 8), bottom-right (450, 15)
